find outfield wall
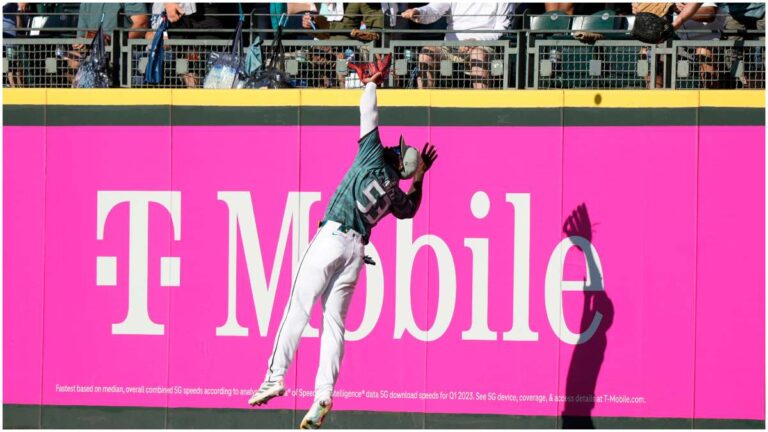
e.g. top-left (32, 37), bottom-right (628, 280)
top-left (3, 89), bottom-right (765, 428)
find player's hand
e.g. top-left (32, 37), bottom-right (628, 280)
top-left (420, 142), bottom-right (438, 173)
top-left (165, 3), bottom-right (185, 23)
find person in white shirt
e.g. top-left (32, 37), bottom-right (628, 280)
top-left (401, 2), bottom-right (513, 88)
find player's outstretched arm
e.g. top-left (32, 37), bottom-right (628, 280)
top-left (360, 82), bottom-right (379, 138)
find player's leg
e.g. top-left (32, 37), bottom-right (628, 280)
top-left (360, 81), bottom-right (379, 138)
top-left (249, 230), bottom-right (344, 406)
top-left (301, 243), bottom-right (364, 428)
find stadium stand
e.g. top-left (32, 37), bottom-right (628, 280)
top-left (1, 2), bottom-right (764, 89)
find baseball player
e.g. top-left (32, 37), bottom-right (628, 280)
top-left (248, 54), bottom-right (438, 429)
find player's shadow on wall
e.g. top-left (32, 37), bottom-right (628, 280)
top-left (558, 204), bottom-right (614, 429)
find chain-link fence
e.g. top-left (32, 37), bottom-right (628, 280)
top-left (2, 21), bottom-right (765, 89)
top-left (125, 38), bottom-right (231, 88)
top-left (530, 39), bottom-right (657, 89)
top-left (3, 38), bottom-right (113, 88)
top-left (389, 39), bottom-right (517, 89)
top-left (673, 40), bottom-right (765, 89)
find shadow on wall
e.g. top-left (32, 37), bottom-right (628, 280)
top-left (559, 203), bottom-right (615, 429)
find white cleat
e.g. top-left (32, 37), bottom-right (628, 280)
top-left (300, 399), bottom-right (333, 429)
top-left (248, 380), bottom-right (285, 406)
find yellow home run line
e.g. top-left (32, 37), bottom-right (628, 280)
top-left (2, 89), bottom-right (764, 108)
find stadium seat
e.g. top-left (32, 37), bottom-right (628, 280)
top-left (527, 11), bottom-right (572, 40)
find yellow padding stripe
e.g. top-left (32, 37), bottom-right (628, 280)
top-left (3, 89), bottom-right (47, 105)
top-left (564, 90), bottom-right (699, 108)
top-left (172, 89), bottom-right (301, 106)
top-left (3, 89), bottom-right (765, 108)
top-left (44, 89), bottom-right (173, 105)
top-left (430, 90), bottom-right (562, 108)
top-left (699, 90), bottom-right (765, 108)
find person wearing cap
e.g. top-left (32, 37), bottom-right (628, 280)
top-left (247, 56), bottom-right (437, 429)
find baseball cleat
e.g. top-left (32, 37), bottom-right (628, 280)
top-left (299, 399), bottom-right (333, 429)
top-left (248, 379), bottom-right (285, 406)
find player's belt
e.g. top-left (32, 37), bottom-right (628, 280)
top-left (319, 220), bottom-right (358, 236)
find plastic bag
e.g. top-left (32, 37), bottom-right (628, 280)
top-left (73, 23), bottom-right (111, 88)
top-left (203, 17), bottom-right (245, 88)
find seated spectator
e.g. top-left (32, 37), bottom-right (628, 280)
top-left (632, 2), bottom-right (702, 88)
top-left (401, 2), bottom-right (513, 89)
top-left (674, 3), bottom-right (725, 88)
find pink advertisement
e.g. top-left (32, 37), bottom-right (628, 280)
top-left (3, 122), bottom-right (765, 422)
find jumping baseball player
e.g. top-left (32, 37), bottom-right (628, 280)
top-left (248, 54), bottom-right (438, 429)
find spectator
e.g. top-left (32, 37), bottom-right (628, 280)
top-left (299, 3), bottom-right (385, 88)
top-left (284, 2), bottom-right (318, 40)
top-left (302, 3), bottom-right (384, 42)
top-left (632, 2), bottom-right (702, 88)
top-left (385, 2), bottom-right (448, 42)
top-left (545, 3), bottom-right (575, 15)
top-left (719, 2), bottom-right (765, 41)
top-left (242, 2), bottom-right (272, 42)
top-left (77, 3), bottom-right (148, 40)
top-left (146, 3), bottom-right (237, 88)
top-left (719, 2), bottom-right (764, 87)
top-left (674, 3), bottom-right (725, 88)
top-left (3, 3), bottom-right (26, 87)
top-left (401, 2), bottom-right (513, 89)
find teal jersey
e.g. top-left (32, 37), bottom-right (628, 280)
top-left (323, 128), bottom-right (420, 243)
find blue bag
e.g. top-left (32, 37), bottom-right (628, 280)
top-left (243, 35), bottom-right (264, 77)
top-left (144, 12), bottom-right (168, 85)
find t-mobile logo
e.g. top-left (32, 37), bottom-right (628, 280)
top-left (96, 191), bottom-right (181, 335)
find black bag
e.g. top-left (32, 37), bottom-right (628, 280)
top-left (631, 12), bottom-right (674, 44)
top-left (73, 23), bottom-right (111, 88)
top-left (240, 14), bottom-right (294, 89)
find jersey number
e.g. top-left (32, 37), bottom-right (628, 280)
top-left (356, 180), bottom-right (391, 225)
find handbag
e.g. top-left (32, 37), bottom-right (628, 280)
top-left (73, 23), bottom-right (111, 88)
top-left (203, 12), bottom-right (245, 88)
top-left (240, 13), bottom-right (294, 89)
top-left (144, 12), bottom-right (168, 84)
